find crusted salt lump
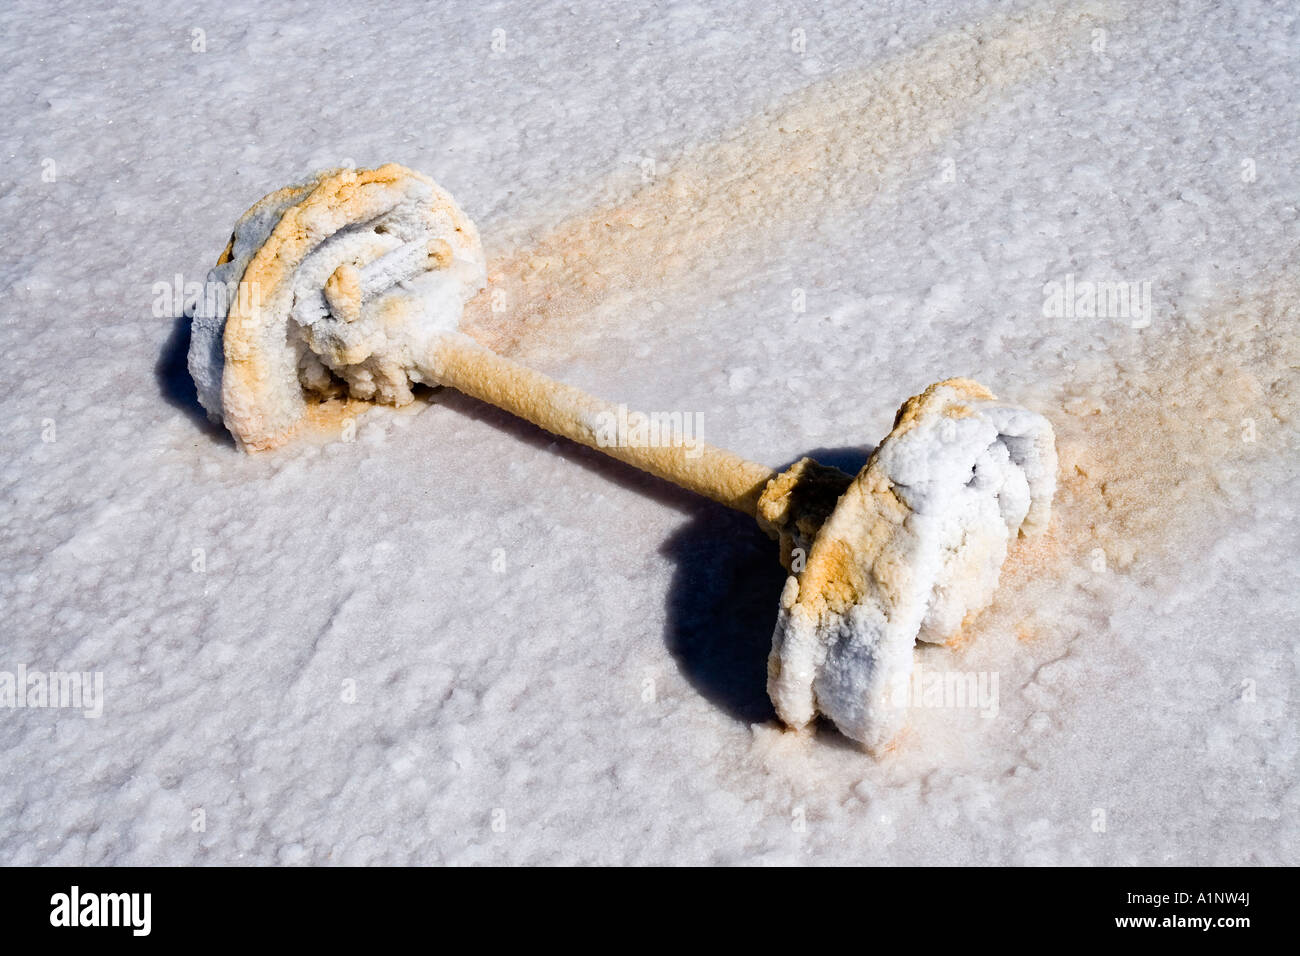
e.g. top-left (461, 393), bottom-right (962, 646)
top-left (188, 172), bottom-right (327, 422)
top-left (765, 379), bottom-right (1057, 751)
top-left (188, 164), bottom-right (486, 450)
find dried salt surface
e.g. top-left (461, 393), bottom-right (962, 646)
top-left (0, 0), bottom-right (1296, 864)
top-left (464, 0), bottom-right (1120, 360)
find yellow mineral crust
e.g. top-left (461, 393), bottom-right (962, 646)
top-left (217, 164), bottom-right (484, 451)
top-left (765, 379), bottom-right (1058, 748)
top-left (776, 378), bottom-right (996, 621)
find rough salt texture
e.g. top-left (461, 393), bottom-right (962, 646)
top-left (191, 165), bottom-right (485, 451)
top-left (188, 174), bottom-right (322, 421)
top-left (0, 0), bottom-right (1296, 864)
top-left (765, 379), bottom-right (1057, 750)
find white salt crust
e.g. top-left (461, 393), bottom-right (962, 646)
top-left (188, 166), bottom-right (486, 450)
top-left (768, 383), bottom-right (1057, 750)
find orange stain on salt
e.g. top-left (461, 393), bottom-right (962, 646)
top-left (461, 2), bottom-right (1119, 357)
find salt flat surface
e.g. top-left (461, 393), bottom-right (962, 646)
top-left (0, 0), bottom-right (1296, 864)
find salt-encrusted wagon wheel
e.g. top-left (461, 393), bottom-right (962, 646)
top-left (189, 165), bottom-right (1058, 751)
top-left (189, 164), bottom-right (488, 451)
